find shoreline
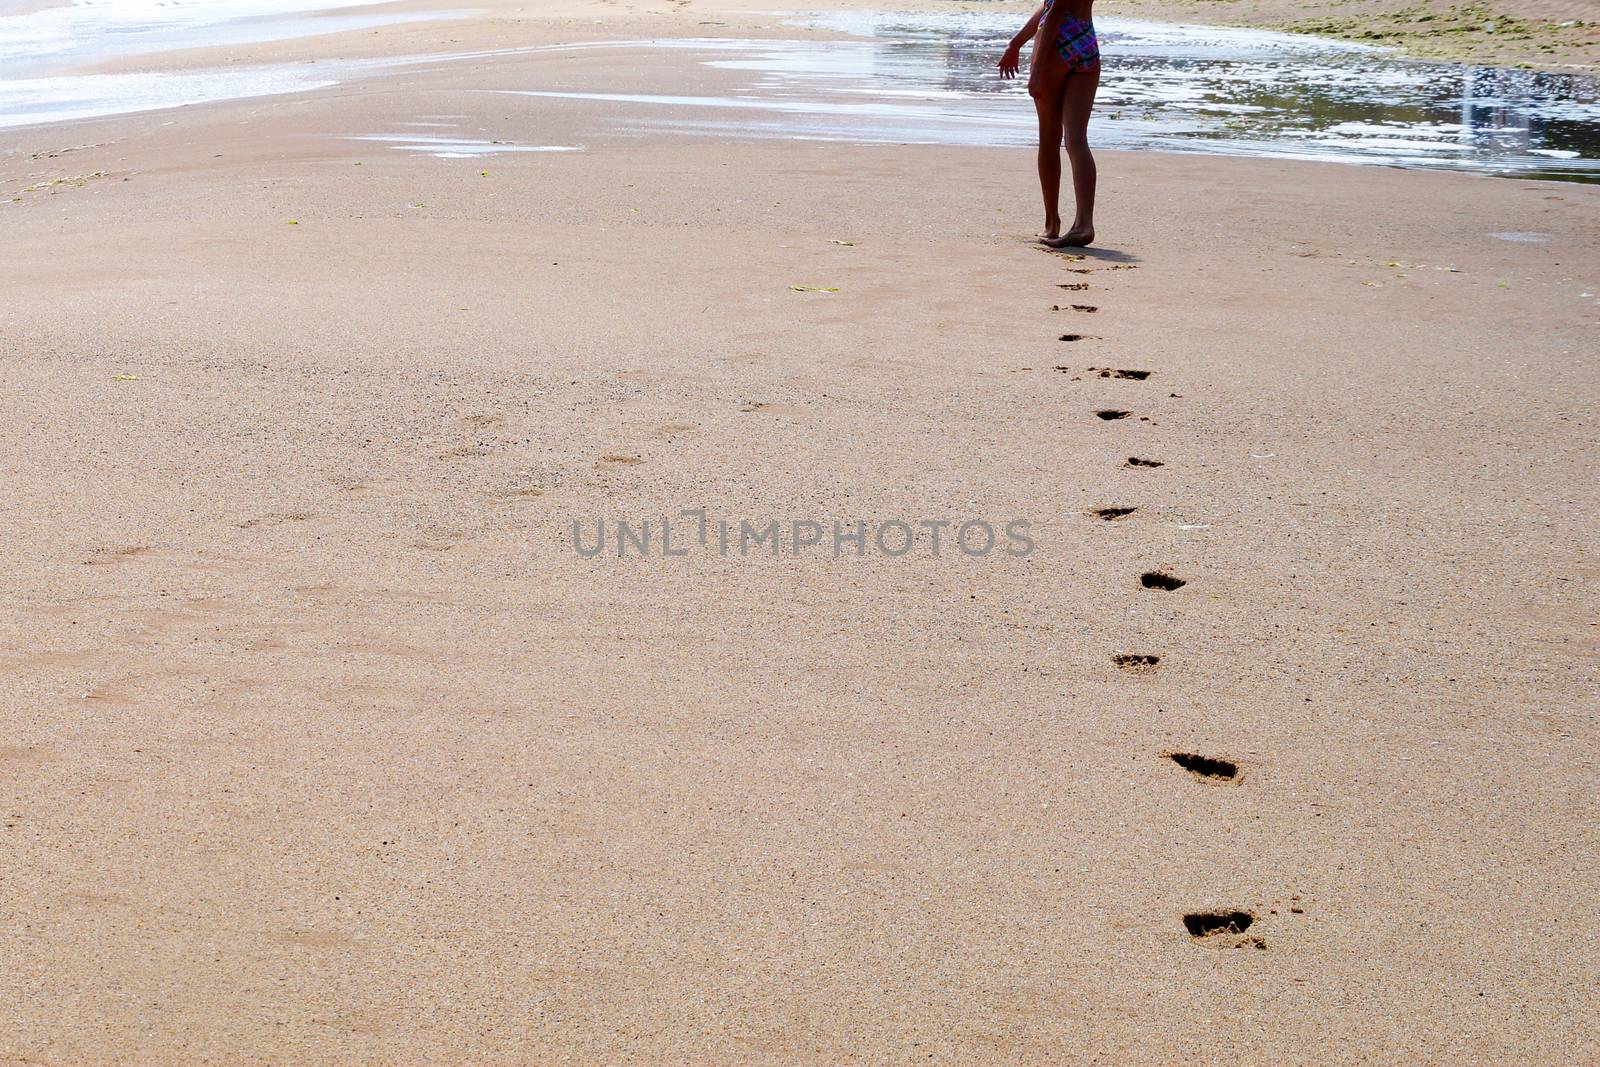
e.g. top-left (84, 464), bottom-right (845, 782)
top-left (6, 0), bottom-right (1596, 81)
top-left (5, 3), bottom-right (1596, 183)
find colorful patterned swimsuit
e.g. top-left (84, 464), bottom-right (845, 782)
top-left (1041, 0), bottom-right (1100, 71)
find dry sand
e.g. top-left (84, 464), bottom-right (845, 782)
top-left (2, 2), bottom-right (1598, 1062)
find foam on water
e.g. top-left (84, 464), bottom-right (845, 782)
top-left (0, 0), bottom-right (449, 127)
top-left (0, 0), bottom-right (416, 71)
top-left (0, 64), bottom-right (332, 126)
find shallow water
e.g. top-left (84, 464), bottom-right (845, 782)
top-left (0, 0), bottom-right (428, 73)
top-left (349, 132), bottom-right (583, 158)
top-left (4, 4), bottom-right (1598, 182)
top-left (0, 0), bottom-right (446, 128)
top-left (497, 13), bottom-right (1600, 181)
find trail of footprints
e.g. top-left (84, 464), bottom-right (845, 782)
top-left (1046, 256), bottom-right (1302, 951)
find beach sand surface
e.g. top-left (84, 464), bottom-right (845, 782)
top-left (1, 5), bottom-right (1598, 1063)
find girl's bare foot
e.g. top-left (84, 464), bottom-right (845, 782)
top-left (1042, 225), bottom-right (1094, 248)
top-left (1036, 217), bottom-right (1062, 242)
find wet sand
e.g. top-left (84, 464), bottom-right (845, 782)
top-left (1104, 0), bottom-right (1600, 71)
top-left (2, 3), bottom-right (1598, 1063)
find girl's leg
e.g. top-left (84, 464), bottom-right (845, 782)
top-left (1028, 56), bottom-right (1068, 241)
top-left (1058, 65), bottom-right (1100, 245)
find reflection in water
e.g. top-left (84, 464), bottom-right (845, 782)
top-left (507, 15), bottom-right (1600, 181)
top-left (349, 133), bottom-right (583, 158)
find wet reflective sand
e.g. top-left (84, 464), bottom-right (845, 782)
top-left (491, 14), bottom-right (1600, 181)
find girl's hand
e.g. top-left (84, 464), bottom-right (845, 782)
top-left (998, 44), bottom-right (1022, 79)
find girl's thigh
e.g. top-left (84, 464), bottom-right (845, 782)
top-left (1061, 67), bottom-right (1100, 139)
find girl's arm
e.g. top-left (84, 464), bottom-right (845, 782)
top-left (1036, 0), bottom-right (1068, 53)
top-left (998, 5), bottom-right (1044, 78)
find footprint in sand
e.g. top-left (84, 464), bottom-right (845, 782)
top-left (1112, 653), bottom-right (1160, 673)
top-left (1057, 282), bottom-right (1090, 291)
top-left (1060, 333), bottom-right (1096, 342)
top-left (237, 511), bottom-right (313, 530)
top-left (274, 928), bottom-right (365, 950)
top-left (738, 401), bottom-right (803, 415)
top-left (82, 545), bottom-right (151, 566)
top-left (1140, 570), bottom-right (1187, 591)
top-left (1166, 751), bottom-right (1239, 782)
top-left (1089, 367), bottom-right (1152, 380)
top-left (656, 422), bottom-right (697, 437)
top-left (599, 454), bottom-right (643, 465)
top-left (1183, 910), bottom-right (1265, 950)
top-left (412, 536), bottom-right (461, 552)
top-left (439, 444), bottom-right (489, 459)
top-left (1091, 506), bottom-right (1138, 521)
top-left (1095, 409), bottom-right (1132, 421)
top-left (1125, 456), bottom-right (1164, 468)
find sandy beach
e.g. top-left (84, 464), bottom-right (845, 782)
top-left (2, 0), bottom-right (1598, 1062)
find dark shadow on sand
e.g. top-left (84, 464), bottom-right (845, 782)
top-left (1071, 245), bottom-right (1139, 264)
top-left (1036, 243), bottom-right (1140, 264)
